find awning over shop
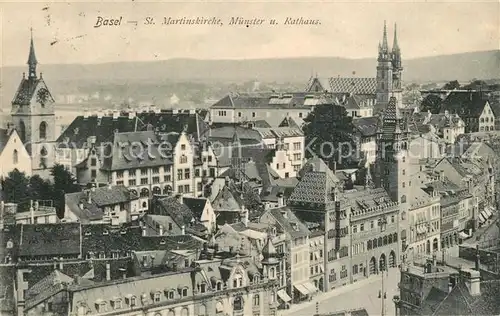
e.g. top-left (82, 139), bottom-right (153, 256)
top-left (294, 284), bottom-right (309, 296)
top-left (303, 282), bottom-right (317, 294)
top-left (478, 213), bottom-right (487, 224)
top-left (458, 231), bottom-right (469, 239)
top-left (485, 207), bottom-right (494, 218)
top-left (277, 289), bottom-right (292, 302)
top-left (481, 211), bottom-right (489, 220)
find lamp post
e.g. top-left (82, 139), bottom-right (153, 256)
top-left (392, 295), bottom-right (401, 316)
top-left (378, 265), bottom-right (387, 316)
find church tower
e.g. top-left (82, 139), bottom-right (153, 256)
top-left (376, 21), bottom-right (392, 106)
top-left (375, 96), bottom-right (410, 263)
top-left (376, 22), bottom-right (404, 109)
top-left (11, 29), bottom-right (56, 178)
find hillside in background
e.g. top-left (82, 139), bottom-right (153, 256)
top-left (0, 50), bottom-right (498, 109)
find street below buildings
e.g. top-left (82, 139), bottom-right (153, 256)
top-left (280, 268), bottom-right (400, 316)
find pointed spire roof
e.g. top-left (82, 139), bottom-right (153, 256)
top-left (392, 23), bottom-right (400, 52)
top-left (381, 20), bottom-right (389, 52)
top-left (384, 97), bottom-right (401, 121)
top-left (27, 28), bottom-right (38, 66)
top-left (261, 235), bottom-right (279, 264)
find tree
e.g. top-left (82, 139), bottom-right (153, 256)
top-left (28, 175), bottom-right (54, 201)
top-left (51, 164), bottom-right (81, 216)
top-left (442, 80), bottom-right (461, 90)
top-left (420, 94), bottom-right (443, 114)
top-left (303, 104), bottom-right (357, 169)
top-left (2, 169), bottom-right (30, 204)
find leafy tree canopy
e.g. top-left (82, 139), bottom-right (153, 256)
top-left (420, 94), bottom-right (443, 114)
top-left (442, 80), bottom-right (461, 90)
top-left (303, 104), bottom-right (357, 169)
top-left (2, 169), bottom-right (30, 204)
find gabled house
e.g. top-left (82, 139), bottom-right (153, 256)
top-left (413, 111), bottom-right (465, 144)
top-left (64, 185), bottom-right (141, 224)
top-left (0, 126), bottom-right (32, 180)
top-left (211, 178), bottom-right (249, 226)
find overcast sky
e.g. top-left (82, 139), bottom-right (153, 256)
top-left (1, 0), bottom-right (498, 66)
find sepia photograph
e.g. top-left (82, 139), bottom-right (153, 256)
top-left (0, 0), bottom-right (499, 315)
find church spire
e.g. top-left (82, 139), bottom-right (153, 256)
top-left (392, 23), bottom-right (400, 52)
top-left (381, 20), bottom-right (389, 53)
top-left (27, 28), bottom-right (38, 80)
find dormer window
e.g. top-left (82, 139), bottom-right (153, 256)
top-left (153, 292), bottom-right (161, 303)
top-left (253, 275), bottom-right (260, 283)
top-left (200, 283), bottom-right (207, 293)
top-left (125, 295), bottom-right (137, 307)
top-left (168, 290), bottom-right (175, 299)
top-left (102, 230), bottom-right (109, 236)
top-left (111, 298), bottom-right (122, 310)
top-left (95, 301), bottom-right (107, 313)
top-left (216, 281), bottom-right (222, 291)
top-left (182, 287), bottom-right (188, 297)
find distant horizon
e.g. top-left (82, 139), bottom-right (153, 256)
top-left (2, 49), bottom-right (498, 68)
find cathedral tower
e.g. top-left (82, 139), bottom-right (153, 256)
top-left (11, 29), bottom-right (56, 178)
top-left (376, 22), bottom-right (403, 109)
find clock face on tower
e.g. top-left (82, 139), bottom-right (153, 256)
top-left (36, 88), bottom-right (50, 107)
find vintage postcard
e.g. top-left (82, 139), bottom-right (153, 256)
top-left (0, 1), bottom-right (499, 316)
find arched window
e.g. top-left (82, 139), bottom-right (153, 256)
top-left (13, 150), bottom-right (18, 164)
top-left (167, 310), bottom-right (175, 316)
top-left (140, 188), bottom-right (150, 197)
top-left (39, 121), bottom-right (47, 139)
top-left (216, 281), bottom-right (222, 291)
top-left (373, 238), bottom-right (378, 249)
top-left (19, 121), bottom-right (26, 143)
top-left (40, 147), bottom-right (48, 169)
top-left (383, 236), bottom-right (388, 245)
top-left (401, 195), bottom-right (407, 203)
top-left (393, 232), bottom-right (398, 242)
top-left (388, 234), bottom-right (393, 244)
top-left (253, 294), bottom-right (260, 306)
top-left (181, 307), bottom-right (189, 316)
top-left (198, 304), bottom-right (206, 316)
top-left (378, 237), bottom-right (383, 247)
top-left (233, 296), bottom-right (243, 311)
top-left (367, 240), bottom-right (372, 250)
top-left (152, 186), bottom-right (161, 195)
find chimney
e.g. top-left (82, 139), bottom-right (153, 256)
top-left (59, 257), bottom-right (64, 270)
top-left (329, 161), bottom-right (337, 173)
top-left (448, 282), bottom-right (453, 293)
top-left (29, 203), bottom-right (35, 224)
top-left (280, 208), bottom-right (288, 219)
top-left (176, 193), bottom-right (183, 205)
top-left (119, 268), bottom-right (127, 280)
top-left (87, 190), bottom-right (92, 204)
top-left (475, 244), bottom-right (480, 271)
top-left (73, 274), bottom-right (82, 285)
top-left (181, 225), bottom-right (185, 235)
top-left (142, 226), bottom-right (147, 237)
top-left (241, 209), bottom-right (249, 227)
top-left (34, 201), bottom-right (39, 211)
top-left (106, 262), bottom-right (111, 281)
top-left (159, 225), bottom-right (164, 236)
top-left (462, 269), bottom-right (481, 296)
top-left (439, 170), bottom-right (445, 181)
top-left (277, 193), bottom-right (284, 207)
